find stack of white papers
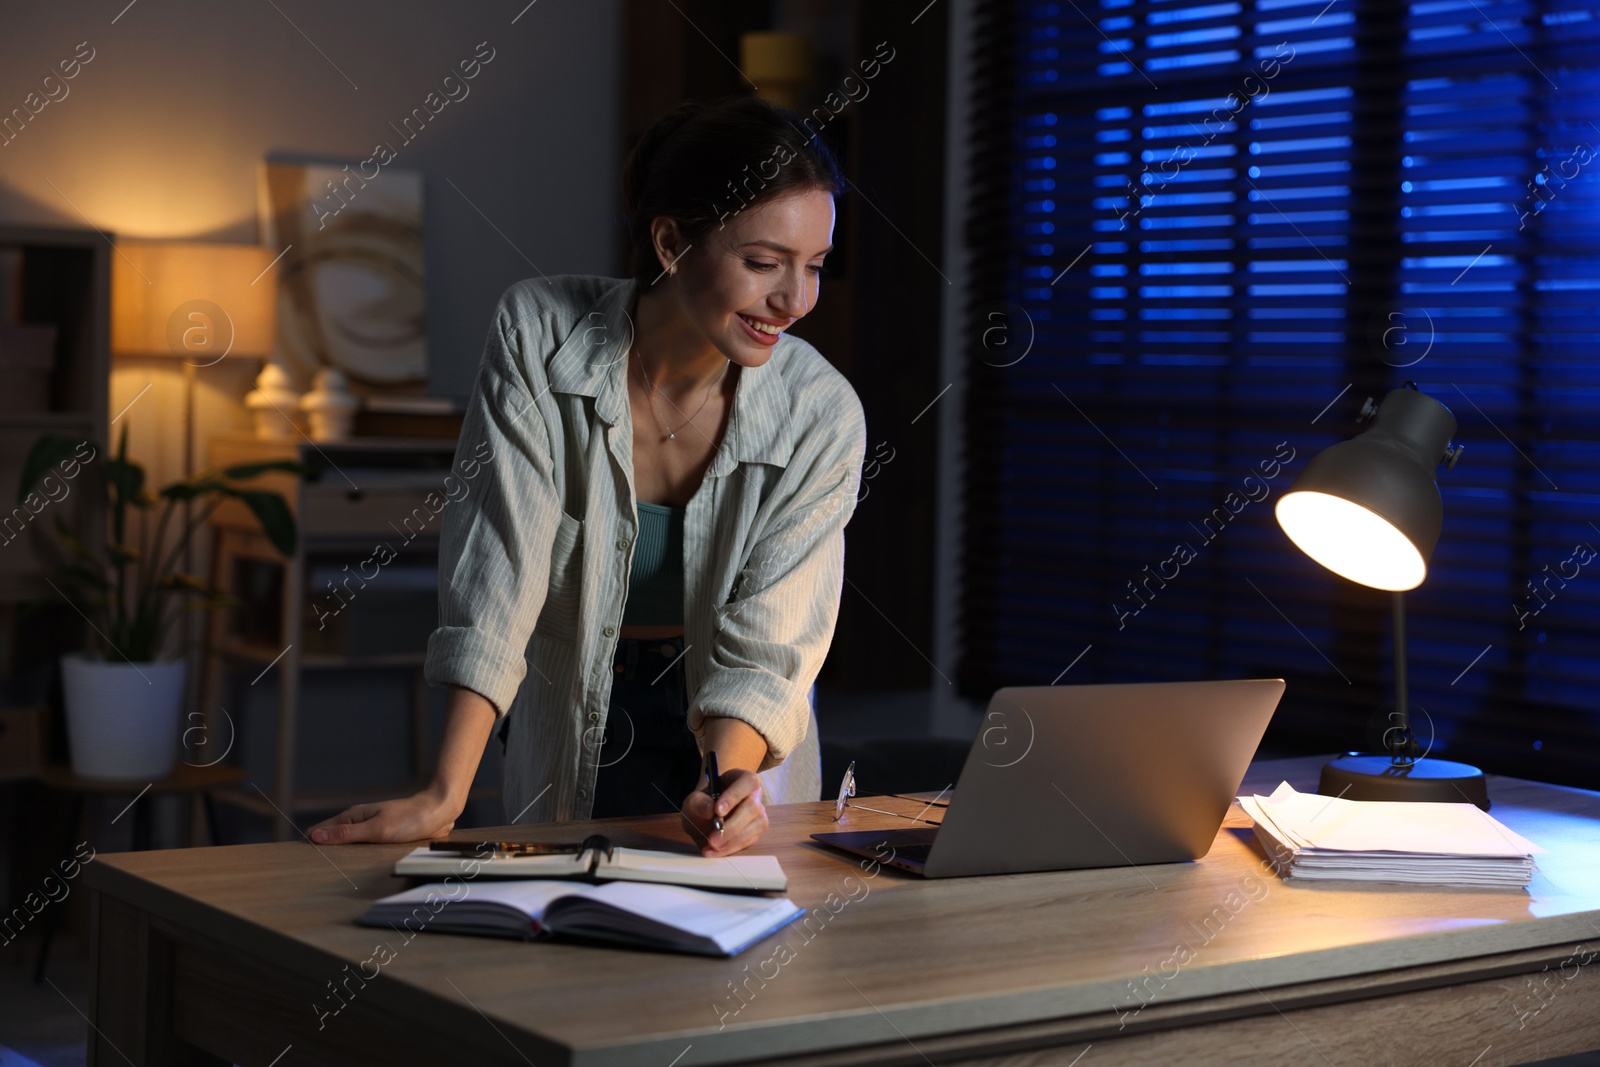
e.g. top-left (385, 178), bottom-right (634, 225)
top-left (1240, 782), bottom-right (1544, 889)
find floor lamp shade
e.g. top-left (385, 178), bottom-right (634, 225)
top-left (1274, 387), bottom-right (1457, 591)
top-left (112, 242), bottom-right (278, 362)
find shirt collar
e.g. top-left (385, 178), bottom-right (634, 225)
top-left (545, 276), bottom-right (794, 472)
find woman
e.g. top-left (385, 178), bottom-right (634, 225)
top-left (309, 97), bottom-right (865, 857)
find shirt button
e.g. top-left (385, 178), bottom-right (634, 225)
top-left (603, 625), bottom-right (616, 637)
top-left (588, 711), bottom-right (600, 723)
top-left (616, 538), bottom-right (629, 550)
top-left (578, 787), bottom-right (590, 800)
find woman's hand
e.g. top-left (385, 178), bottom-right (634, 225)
top-left (307, 685), bottom-right (497, 845)
top-left (309, 785), bottom-right (461, 844)
top-left (681, 767), bottom-right (769, 856)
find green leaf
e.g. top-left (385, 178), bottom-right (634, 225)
top-left (110, 423), bottom-right (136, 545)
top-left (16, 434), bottom-right (96, 507)
top-left (160, 481), bottom-right (298, 557)
top-left (157, 573), bottom-right (210, 594)
top-left (233, 489), bottom-right (298, 558)
top-left (219, 460), bottom-right (308, 480)
top-left (177, 592), bottom-right (243, 614)
top-left (158, 480), bottom-right (219, 503)
top-left (105, 542), bottom-right (141, 567)
top-left (51, 514), bottom-right (101, 568)
top-left (161, 461), bottom-right (304, 503)
top-left (105, 456), bottom-right (145, 504)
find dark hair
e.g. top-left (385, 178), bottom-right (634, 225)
top-left (622, 95), bottom-right (845, 284)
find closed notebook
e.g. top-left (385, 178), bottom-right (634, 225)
top-left (357, 879), bottom-right (805, 957)
top-left (394, 840), bottom-right (787, 892)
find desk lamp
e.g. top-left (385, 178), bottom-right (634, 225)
top-left (1274, 384), bottom-right (1490, 809)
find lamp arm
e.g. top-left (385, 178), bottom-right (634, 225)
top-left (1388, 591), bottom-right (1417, 764)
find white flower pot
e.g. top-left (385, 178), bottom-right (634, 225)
top-left (59, 651), bottom-right (186, 780)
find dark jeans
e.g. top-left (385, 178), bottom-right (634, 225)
top-left (499, 635), bottom-right (702, 819)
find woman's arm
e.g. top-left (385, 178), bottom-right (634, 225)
top-left (680, 716), bottom-right (769, 855)
top-left (688, 378), bottom-right (866, 771)
top-left (311, 285), bottom-right (570, 844)
top-left (677, 375), bottom-right (868, 854)
top-left (310, 686), bottom-right (497, 843)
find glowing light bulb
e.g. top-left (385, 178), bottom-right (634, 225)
top-left (1275, 491), bottom-right (1426, 591)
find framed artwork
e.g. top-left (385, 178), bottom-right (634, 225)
top-left (257, 160), bottom-right (427, 398)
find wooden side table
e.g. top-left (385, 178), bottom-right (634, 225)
top-left (33, 761), bottom-right (246, 983)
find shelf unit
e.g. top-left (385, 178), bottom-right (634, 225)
top-left (0, 225), bottom-right (109, 926)
top-left (0, 225), bottom-right (110, 773)
top-left (199, 431), bottom-right (497, 839)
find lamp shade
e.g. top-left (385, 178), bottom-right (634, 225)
top-left (740, 32), bottom-right (812, 111)
top-left (112, 241), bottom-right (278, 362)
top-left (1275, 387), bottom-right (1457, 591)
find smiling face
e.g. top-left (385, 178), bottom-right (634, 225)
top-left (650, 188), bottom-right (835, 368)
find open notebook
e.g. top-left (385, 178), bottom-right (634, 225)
top-left (357, 879), bottom-right (805, 957)
top-left (394, 842), bottom-right (787, 892)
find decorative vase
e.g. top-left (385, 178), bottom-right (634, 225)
top-left (300, 367), bottom-right (358, 442)
top-left (59, 651), bottom-right (186, 780)
top-left (245, 361), bottom-right (302, 439)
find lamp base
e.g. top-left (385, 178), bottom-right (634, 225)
top-left (1318, 753), bottom-right (1490, 811)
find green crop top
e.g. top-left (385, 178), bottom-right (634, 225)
top-left (621, 500), bottom-right (685, 626)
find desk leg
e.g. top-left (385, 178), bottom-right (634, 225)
top-left (88, 891), bottom-right (227, 1067)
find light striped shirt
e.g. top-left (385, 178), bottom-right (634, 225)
top-left (423, 275), bottom-right (867, 824)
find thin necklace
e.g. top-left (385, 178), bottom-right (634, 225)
top-left (634, 346), bottom-right (730, 442)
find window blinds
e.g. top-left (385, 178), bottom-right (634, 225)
top-left (961, 0), bottom-right (1600, 789)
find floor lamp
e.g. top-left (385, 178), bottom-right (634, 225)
top-left (110, 242), bottom-right (279, 729)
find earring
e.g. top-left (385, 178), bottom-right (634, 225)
top-left (669, 265), bottom-right (677, 276)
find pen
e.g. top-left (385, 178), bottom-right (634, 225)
top-left (706, 750), bottom-right (723, 834)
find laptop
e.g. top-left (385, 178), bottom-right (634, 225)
top-left (811, 678), bottom-right (1285, 878)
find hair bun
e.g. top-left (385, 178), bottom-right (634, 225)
top-left (623, 102), bottom-right (705, 218)
top-left (621, 95), bottom-right (844, 284)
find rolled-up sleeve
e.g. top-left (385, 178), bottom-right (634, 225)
top-left (423, 297), bottom-right (561, 718)
top-left (689, 384), bottom-right (868, 770)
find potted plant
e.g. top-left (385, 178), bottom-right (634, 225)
top-left (17, 427), bottom-right (303, 779)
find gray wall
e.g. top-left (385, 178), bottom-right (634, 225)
top-left (0, 0), bottom-right (624, 400)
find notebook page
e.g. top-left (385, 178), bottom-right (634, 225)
top-left (372, 878), bottom-right (598, 921)
top-left (603, 848), bottom-right (787, 889)
top-left (585, 881), bottom-right (800, 942)
top-left (459, 880), bottom-right (605, 918)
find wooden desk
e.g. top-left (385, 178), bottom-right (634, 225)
top-left (83, 757), bottom-right (1600, 1066)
